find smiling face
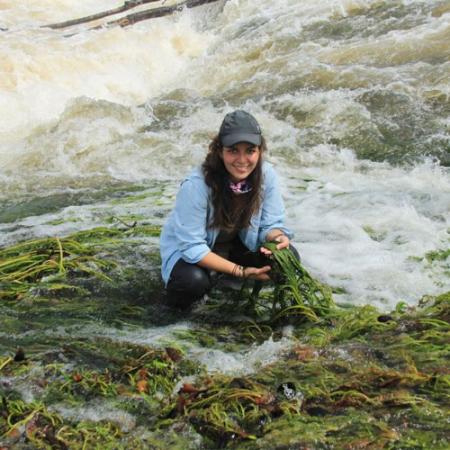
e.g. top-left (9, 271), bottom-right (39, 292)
top-left (221, 142), bottom-right (261, 182)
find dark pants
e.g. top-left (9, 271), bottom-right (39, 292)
top-left (166, 238), bottom-right (300, 309)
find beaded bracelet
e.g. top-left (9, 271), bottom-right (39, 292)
top-left (231, 264), bottom-right (245, 278)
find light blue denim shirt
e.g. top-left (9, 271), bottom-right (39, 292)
top-left (160, 161), bottom-right (292, 285)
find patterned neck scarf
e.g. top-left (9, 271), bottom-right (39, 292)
top-left (229, 178), bottom-right (252, 195)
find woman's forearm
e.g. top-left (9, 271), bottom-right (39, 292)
top-left (197, 251), bottom-right (243, 277)
top-left (197, 251), bottom-right (271, 281)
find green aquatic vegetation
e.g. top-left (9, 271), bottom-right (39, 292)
top-left (166, 374), bottom-right (302, 445)
top-left (43, 341), bottom-right (195, 404)
top-left (0, 230), bottom-right (119, 301)
top-left (425, 248), bottom-right (450, 262)
top-left (0, 340), bottom-right (206, 448)
top-left (362, 225), bottom-right (387, 242)
top-left (0, 355), bottom-right (13, 371)
top-left (163, 296), bottom-right (448, 448)
top-left (0, 395), bottom-right (137, 449)
top-left (173, 328), bottom-right (220, 348)
top-left (1, 293), bottom-right (449, 449)
top-left (105, 214), bottom-right (146, 226)
top-left (190, 244), bottom-right (326, 325)
top-left (0, 397), bottom-right (66, 447)
top-left (256, 243), bottom-right (335, 323)
top-left (173, 324), bottom-right (268, 352)
top-left (104, 217), bottom-right (161, 237)
top-left (240, 294), bottom-right (449, 448)
top-left (376, 293), bottom-right (450, 372)
top-left (327, 304), bottom-right (397, 342)
top-left (419, 291), bottom-right (450, 318)
top-left (58, 369), bottom-right (119, 402)
top-left (1, 225), bottom-right (449, 448)
top-left (0, 224), bottom-right (161, 302)
top-left (237, 410), bottom-right (405, 450)
top-left (125, 224), bottom-right (161, 237)
top-left (65, 226), bottom-right (124, 244)
top-left (57, 420), bottom-right (124, 449)
top-left (110, 190), bottom-right (162, 205)
top-left (45, 216), bottom-right (83, 226)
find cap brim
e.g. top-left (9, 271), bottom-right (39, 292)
top-left (221, 133), bottom-right (262, 147)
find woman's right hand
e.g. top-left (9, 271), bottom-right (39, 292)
top-left (243, 265), bottom-right (271, 281)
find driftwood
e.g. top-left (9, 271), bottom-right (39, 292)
top-left (43, 0), bottom-right (161, 29)
top-left (102, 0), bottom-right (221, 28)
top-left (43, 0), bottom-right (222, 31)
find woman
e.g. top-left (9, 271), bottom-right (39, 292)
top-left (160, 110), bottom-right (297, 309)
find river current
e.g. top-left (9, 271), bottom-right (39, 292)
top-left (0, 0), bottom-right (449, 312)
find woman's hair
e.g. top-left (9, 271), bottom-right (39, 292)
top-left (202, 135), bottom-right (267, 230)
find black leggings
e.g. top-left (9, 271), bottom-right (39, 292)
top-left (166, 238), bottom-right (300, 309)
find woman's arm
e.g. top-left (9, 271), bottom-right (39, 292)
top-left (257, 164), bottom-right (292, 244)
top-left (171, 177), bottom-right (211, 264)
top-left (198, 251), bottom-right (271, 281)
top-left (257, 165), bottom-right (292, 254)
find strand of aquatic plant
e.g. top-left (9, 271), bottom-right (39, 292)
top-left (0, 356), bottom-right (13, 371)
top-left (261, 242), bottom-right (335, 322)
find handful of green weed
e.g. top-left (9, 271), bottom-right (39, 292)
top-left (263, 242), bottom-right (335, 322)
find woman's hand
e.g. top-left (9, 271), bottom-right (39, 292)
top-left (243, 265), bottom-right (271, 281)
top-left (260, 233), bottom-right (290, 256)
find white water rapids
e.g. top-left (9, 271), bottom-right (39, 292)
top-left (0, 0), bottom-right (449, 314)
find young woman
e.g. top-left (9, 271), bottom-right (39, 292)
top-left (160, 110), bottom-right (298, 308)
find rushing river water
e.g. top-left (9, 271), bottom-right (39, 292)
top-left (1, 0), bottom-right (450, 336)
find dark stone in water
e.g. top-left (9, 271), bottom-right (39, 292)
top-left (305, 405), bottom-right (329, 416)
top-left (377, 314), bottom-right (394, 323)
top-left (229, 377), bottom-right (254, 389)
top-left (14, 348), bottom-right (25, 361)
top-left (165, 347), bottom-right (183, 362)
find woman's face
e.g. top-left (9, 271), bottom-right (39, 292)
top-left (221, 142), bottom-right (261, 182)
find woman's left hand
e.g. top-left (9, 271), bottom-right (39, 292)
top-left (260, 234), bottom-right (289, 256)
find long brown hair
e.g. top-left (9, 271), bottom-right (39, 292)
top-left (202, 135), bottom-right (267, 230)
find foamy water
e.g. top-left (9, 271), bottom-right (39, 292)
top-left (3, 321), bottom-right (294, 376)
top-left (0, 0), bottom-right (449, 309)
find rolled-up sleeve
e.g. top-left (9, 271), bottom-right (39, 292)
top-left (172, 178), bottom-right (211, 264)
top-left (258, 165), bottom-right (293, 244)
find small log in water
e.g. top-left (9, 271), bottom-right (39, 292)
top-left (43, 0), bottom-right (222, 30)
top-left (101, 0), bottom-right (222, 28)
top-left (43, 0), bottom-right (161, 29)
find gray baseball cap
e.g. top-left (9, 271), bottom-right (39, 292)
top-left (219, 110), bottom-right (262, 147)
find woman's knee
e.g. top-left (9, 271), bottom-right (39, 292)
top-left (167, 259), bottom-right (211, 298)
